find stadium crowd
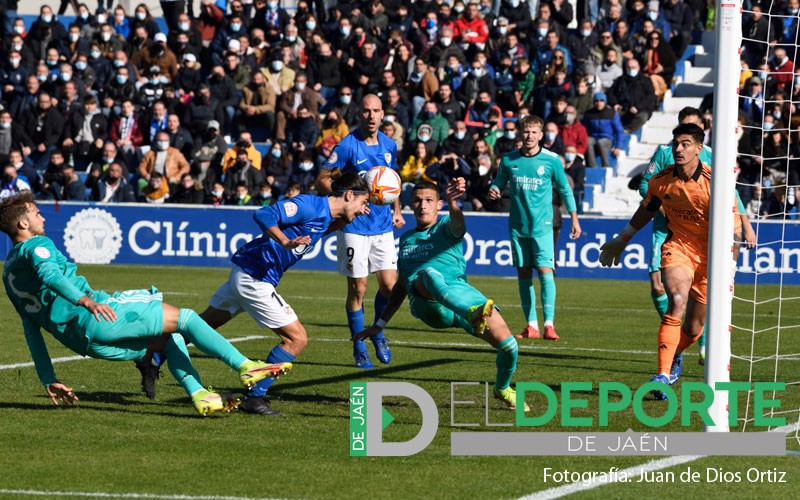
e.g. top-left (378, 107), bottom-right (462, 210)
top-left (0, 0), bottom-right (705, 209)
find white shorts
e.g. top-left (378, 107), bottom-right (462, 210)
top-left (336, 230), bottom-right (398, 278)
top-left (209, 266), bottom-right (298, 329)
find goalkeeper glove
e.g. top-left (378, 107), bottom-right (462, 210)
top-left (600, 224), bottom-right (638, 267)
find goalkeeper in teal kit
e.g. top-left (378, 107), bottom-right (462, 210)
top-left (0, 193), bottom-right (291, 415)
top-left (639, 107), bottom-right (755, 364)
top-left (489, 115), bottom-right (581, 341)
top-left (355, 178), bottom-right (527, 411)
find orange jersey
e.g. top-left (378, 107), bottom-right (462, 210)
top-left (644, 162), bottom-right (740, 255)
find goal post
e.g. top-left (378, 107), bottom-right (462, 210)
top-left (707, 0), bottom-right (743, 432)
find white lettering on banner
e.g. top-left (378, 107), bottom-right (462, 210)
top-left (128, 220), bottom-right (254, 258)
top-left (738, 247), bottom-right (800, 274)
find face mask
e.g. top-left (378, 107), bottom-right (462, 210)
top-left (341, 94), bottom-right (351, 105)
top-left (260, 191), bottom-right (272, 199)
top-left (455, 5), bottom-right (465, 13)
top-left (505, 131), bottom-right (517, 139)
top-left (566, 113), bottom-right (576, 123)
top-left (271, 148), bottom-right (282, 158)
top-left (213, 190), bottom-right (224, 197)
top-left (478, 165), bottom-right (489, 176)
top-left (231, 22), bottom-right (242, 31)
top-left (10, 58), bottom-right (20, 68)
top-left (511, 0), bottom-right (520, 6)
top-left (12, 43), bottom-right (22, 51)
top-left (759, 71), bottom-right (767, 80)
top-left (775, 111), bottom-right (782, 120)
top-left (13, 26), bottom-right (24, 34)
top-left (70, 33), bottom-right (80, 42)
top-left (296, 82), bottom-right (306, 91)
top-left (285, 35), bottom-right (297, 43)
top-left (271, 60), bottom-right (283, 72)
top-left (427, 20), bottom-right (437, 30)
top-left (116, 75), bottom-right (128, 84)
top-left (792, 8), bottom-right (799, 14)
top-left (648, 11), bottom-right (658, 20)
top-left (418, 134), bottom-right (431, 142)
top-left (306, 20), bottom-right (316, 30)
top-left (538, 28), bottom-right (548, 37)
top-left (423, 111), bottom-right (434, 119)
top-left (565, 152), bottom-right (576, 162)
top-left (455, 131), bottom-right (466, 140)
top-left (472, 68), bottom-right (484, 77)
top-left (91, 50), bottom-right (101, 59)
top-left (97, 14), bottom-right (107, 24)
top-left (763, 121), bottom-right (775, 131)
top-left (46, 59), bottom-right (58, 67)
top-left (498, 26), bottom-right (507, 35)
top-left (546, 131), bottom-right (557, 141)
top-left (80, 11), bottom-right (89, 20)
top-left (37, 74), bottom-right (47, 82)
top-left (42, 14), bottom-right (53, 23)
top-left (627, 69), bottom-right (639, 77)
top-left (157, 141), bottom-right (169, 150)
top-left (102, 32), bottom-right (112, 41)
top-left (136, 12), bottom-right (146, 20)
top-left (581, 29), bottom-right (592, 37)
top-left (441, 36), bottom-right (452, 46)
top-left (341, 26), bottom-right (351, 37)
top-left (299, 161), bottom-right (314, 171)
top-left (0, 122), bottom-right (10, 130)
top-left (586, 76), bottom-right (595, 85)
top-left (795, 76), bottom-right (800, 85)
top-left (150, 78), bottom-right (160, 85)
top-left (60, 72), bottom-right (72, 82)
top-left (269, 0), bottom-right (278, 9)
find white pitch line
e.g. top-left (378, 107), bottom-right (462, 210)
top-left (518, 422), bottom-right (800, 499)
top-left (0, 489), bottom-right (286, 500)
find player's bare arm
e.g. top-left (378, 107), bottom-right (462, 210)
top-left (353, 281), bottom-right (408, 341)
top-left (392, 197), bottom-right (405, 228)
top-left (741, 213), bottom-right (756, 249)
top-left (569, 212), bottom-right (581, 239)
top-left (446, 178), bottom-right (467, 238)
top-left (314, 168), bottom-right (337, 195)
top-left (599, 202), bottom-right (658, 266)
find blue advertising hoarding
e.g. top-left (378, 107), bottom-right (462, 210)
top-left (1, 202), bottom-right (798, 285)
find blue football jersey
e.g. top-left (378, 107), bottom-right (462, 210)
top-left (324, 128), bottom-right (398, 235)
top-left (232, 195), bottom-right (333, 286)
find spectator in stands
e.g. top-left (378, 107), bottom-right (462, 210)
top-left (609, 58), bottom-right (657, 134)
top-left (240, 70), bottom-right (277, 139)
top-left (262, 142), bottom-right (290, 195)
top-left (399, 140), bottom-right (438, 207)
top-left (132, 4), bottom-right (161, 39)
top-left (439, 120), bottom-right (474, 158)
top-left (206, 179), bottom-right (227, 205)
top-left (589, 30), bottom-right (622, 70)
top-left (62, 94), bottom-right (107, 167)
top-left (286, 104), bottom-right (320, 161)
top-left (768, 47), bottom-right (794, 94)
top-left (170, 173), bottom-right (205, 204)
top-left (47, 162), bottom-right (87, 201)
top-left (424, 153), bottom-right (472, 206)
top-left (138, 131), bottom-right (190, 191)
top-left (90, 162), bottom-right (136, 203)
top-left (0, 163), bottom-right (31, 200)
top-left (137, 66), bottom-right (167, 109)
top-left (316, 109), bottom-right (348, 150)
top-left (252, 0), bottom-right (291, 44)
top-left (141, 170), bottom-right (170, 203)
top-left (308, 42), bottom-right (341, 102)
top-left (22, 91), bottom-right (64, 169)
top-left (87, 142), bottom-right (127, 187)
top-left (109, 98), bottom-right (144, 168)
top-left (564, 145), bottom-right (586, 213)
top-left (409, 101), bottom-right (450, 146)
top-left (6, 149), bottom-right (40, 194)
top-left (596, 48), bottom-right (623, 92)
top-left (28, 6), bottom-right (68, 59)
top-left (642, 31), bottom-right (677, 102)
top-left (275, 72), bottom-right (323, 142)
top-left (166, 114), bottom-right (194, 159)
top-left (252, 181), bottom-right (275, 206)
top-left (743, 4), bottom-right (771, 69)
top-left (223, 133), bottom-right (261, 173)
top-left (103, 65), bottom-right (136, 115)
top-left (455, 2), bottom-right (489, 55)
top-left (185, 83), bottom-right (224, 140)
top-left (533, 30), bottom-right (572, 78)
top-left (582, 92), bottom-right (624, 168)
top-left (560, 105), bottom-right (589, 156)
top-left (0, 111), bottom-right (32, 160)
top-left (289, 150), bottom-right (317, 192)
top-left (229, 180), bottom-right (253, 205)
top-left (542, 121), bottom-right (565, 156)
top-left (191, 120), bottom-right (225, 195)
top-left (493, 119), bottom-right (518, 158)
top-left (662, 0), bottom-right (692, 57)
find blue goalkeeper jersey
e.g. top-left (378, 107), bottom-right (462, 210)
top-left (232, 195), bottom-right (333, 286)
top-left (323, 128), bottom-right (398, 236)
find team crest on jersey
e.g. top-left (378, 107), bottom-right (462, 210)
top-left (34, 247), bottom-right (51, 259)
top-left (647, 163), bottom-right (656, 174)
top-left (63, 208), bottom-right (123, 264)
top-left (384, 152), bottom-right (392, 165)
top-left (283, 202), bottom-right (298, 217)
top-left (327, 151), bottom-right (338, 165)
top-left (537, 165), bottom-right (545, 176)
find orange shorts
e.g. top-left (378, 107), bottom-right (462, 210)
top-left (661, 240), bottom-right (707, 304)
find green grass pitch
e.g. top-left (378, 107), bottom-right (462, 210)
top-left (0, 265), bottom-right (797, 499)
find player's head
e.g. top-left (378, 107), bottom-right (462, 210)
top-left (411, 181), bottom-right (442, 229)
top-left (678, 106), bottom-right (704, 129)
top-left (519, 114), bottom-right (544, 151)
top-left (0, 192), bottom-right (43, 239)
top-left (671, 123), bottom-right (704, 166)
top-left (329, 170), bottom-right (370, 222)
top-left (360, 93), bottom-right (384, 137)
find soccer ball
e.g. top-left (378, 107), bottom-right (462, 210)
top-left (365, 166), bottom-right (402, 205)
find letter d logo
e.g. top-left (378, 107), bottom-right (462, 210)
top-left (350, 382), bottom-right (438, 456)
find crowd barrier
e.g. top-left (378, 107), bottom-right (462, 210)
top-left (1, 202), bottom-right (798, 285)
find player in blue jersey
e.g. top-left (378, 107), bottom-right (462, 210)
top-left (0, 192), bottom-right (290, 416)
top-left (355, 178), bottom-right (528, 410)
top-left (316, 94), bottom-right (405, 369)
top-left (197, 171), bottom-right (370, 415)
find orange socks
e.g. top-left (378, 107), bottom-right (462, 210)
top-left (677, 326), bottom-right (701, 352)
top-left (657, 314), bottom-right (682, 374)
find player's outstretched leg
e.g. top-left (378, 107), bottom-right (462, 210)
top-left (481, 313), bottom-right (529, 412)
top-left (240, 345), bottom-right (295, 416)
top-left (539, 272), bottom-right (559, 340)
top-left (516, 276), bottom-right (540, 339)
top-left (371, 290), bottom-right (392, 364)
top-left (418, 268), bottom-right (491, 335)
top-left (162, 333), bottom-right (233, 415)
top-left (173, 308), bottom-right (293, 387)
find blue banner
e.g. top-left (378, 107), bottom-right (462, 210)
top-left (1, 202), bottom-right (798, 285)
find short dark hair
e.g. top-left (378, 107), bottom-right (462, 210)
top-left (330, 170), bottom-right (369, 195)
top-left (411, 180), bottom-right (439, 198)
top-left (678, 106), bottom-right (703, 123)
top-left (672, 123), bottom-right (705, 145)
